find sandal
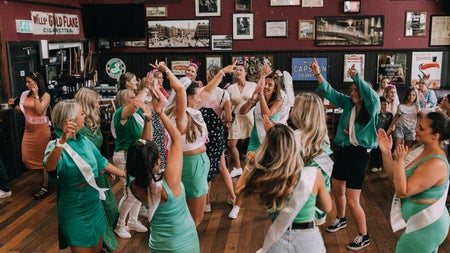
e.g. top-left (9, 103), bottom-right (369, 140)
top-left (34, 184), bottom-right (49, 199)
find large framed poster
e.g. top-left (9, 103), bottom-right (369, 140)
top-left (411, 51), bottom-right (442, 89)
top-left (291, 57), bottom-right (328, 81)
top-left (429, 15), bottom-right (450, 46)
top-left (377, 53), bottom-right (407, 85)
top-left (343, 54), bottom-right (365, 82)
top-left (147, 20), bottom-right (210, 48)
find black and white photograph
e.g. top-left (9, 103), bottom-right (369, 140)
top-left (147, 19), bottom-right (210, 48)
top-left (405, 11), bottom-right (426, 37)
top-left (377, 53), bottom-right (407, 85)
top-left (206, 55), bottom-right (222, 68)
top-left (211, 35), bottom-right (232, 50)
top-left (235, 0), bottom-right (251, 12)
top-left (195, 0), bottom-right (221, 17)
top-left (233, 13), bottom-right (253, 40)
top-left (265, 20), bottom-right (288, 38)
top-left (429, 15), bottom-right (450, 46)
top-left (146, 6), bottom-right (167, 17)
top-left (298, 20), bottom-right (315, 40)
top-left (315, 16), bottom-right (384, 46)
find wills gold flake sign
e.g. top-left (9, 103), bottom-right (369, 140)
top-left (31, 11), bottom-right (80, 35)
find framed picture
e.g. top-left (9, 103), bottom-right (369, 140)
top-left (343, 1), bottom-right (360, 13)
top-left (291, 57), bottom-right (328, 81)
top-left (405, 11), bottom-right (426, 37)
top-left (343, 54), bottom-right (365, 82)
top-left (377, 53), bottom-right (407, 85)
top-left (302, 0), bottom-right (323, 7)
top-left (147, 20), bottom-right (210, 48)
top-left (429, 15), bottom-right (450, 46)
top-left (235, 0), bottom-right (251, 12)
top-left (265, 20), bottom-right (288, 38)
top-left (206, 55), bottom-right (222, 68)
top-left (233, 13), bottom-right (254, 40)
top-left (112, 40), bottom-right (146, 48)
top-left (231, 55), bottom-right (273, 82)
top-left (171, 60), bottom-right (190, 76)
top-left (146, 6), bottom-right (167, 17)
top-left (195, 0), bottom-right (221, 17)
top-left (298, 20), bottom-right (315, 40)
top-left (211, 35), bottom-right (232, 50)
top-left (270, 0), bottom-right (300, 6)
top-left (315, 16), bottom-right (384, 46)
top-left (411, 51), bottom-right (442, 89)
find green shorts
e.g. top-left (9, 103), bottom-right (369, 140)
top-left (182, 152), bottom-right (210, 198)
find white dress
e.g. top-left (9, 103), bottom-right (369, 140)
top-left (226, 81), bottom-right (257, 140)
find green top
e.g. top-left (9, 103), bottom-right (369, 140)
top-left (78, 126), bottom-right (103, 150)
top-left (113, 106), bottom-right (144, 152)
top-left (315, 73), bottom-right (380, 149)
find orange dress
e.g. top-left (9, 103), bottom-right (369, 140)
top-left (20, 93), bottom-right (51, 169)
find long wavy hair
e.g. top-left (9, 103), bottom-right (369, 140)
top-left (242, 124), bottom-right (304, 213)
top-left (290, 93), bottom-right (328, 163)
top-left (74, 87), bottom-right (100, 133)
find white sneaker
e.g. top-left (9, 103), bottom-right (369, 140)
top-left (114, 226), bottom-right (131, 239)
top-left (204, 203), bottom-right (211, 213)
top-left (0, 189), bottom-right (12, 199)
top-left (139, 205), bottom-right (148, 218)
top-left (229, 167), bottom-right (243, 178)
top-left (228, 205), bottom-right (240, 219)
top-left (127, 220), bottom-right (148, 233)
top-left (371, 167), bottom-right (381, 173)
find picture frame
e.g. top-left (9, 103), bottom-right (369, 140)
top-left (411, 51), bottom-right (442, 89)
top-left (235, 0), bottom-right (252, 12)
top-left (377, 53), bottom-right (407, 85)
top-left (291, 57), bottom-right (328, 81)
top-left (302, 0), bottom-right (323, 7)
top-left (171, 60), bottom-right (190, 76)
top-left (405, 11), bottom-right (426, 37)
top-left (231, 55), bottom-right (273, 82)
top-left (270, 0), bottom-right (300, 6)
top-left (195, 0), bottom-right (221, 17)
top-left (112, 40), bottom-right (146, 48)
top-left (298, 20), bottom-right (315, 40)
top-left (343, 1), bottom-right (360, 13)
top-left (429, 15), bottom-right (450, 46)
top-left (146, 6), bottom-right (168, 17)
top-left (265, 20), bottom-right (288, 38)
top-left (147, 20), bottom-right (210, 48)
top-left (315, 16), bottom-right (384, 46)
top-left (211, 35), bottom-right (232, 50)
top-left (206, 55), bottom-right (222, 68)
top-left (233, 13), bottom-right (254, 40)
top-left (343, 54), bottom-right (365, 82)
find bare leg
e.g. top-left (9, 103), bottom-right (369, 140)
top-left (219, 152), bottom-right (236, 201)
top-left (186, 195), bottom-right (206, 227)
top-left (346, 188), bottom-right (367, 235)
top-left (227, 139), bottom-right (241, 169)
top-left (331, 178), bottom-right (346, 218)
top-left (42, 169), bottom-right (48, 187)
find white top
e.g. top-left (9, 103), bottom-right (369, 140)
top-left (396, 104), bottom-right (419, 130)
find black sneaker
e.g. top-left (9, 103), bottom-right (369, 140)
top-left (347, 233), bottom-right (370, 251)
top-left (326, 216), bottom-right (347, 232)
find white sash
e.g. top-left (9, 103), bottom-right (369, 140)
top-left (313, 152), bottom-right (334, 177)
top-left (61, 141), bottom-right (109, 200)
top-left (19, 91), bottom-right (48, 125)
top-left (348, 106), bottom-right (359, 146)
top-left (146, 180), bottom-right (163, 222)
top-left (254, 102), bottom-right (266, 144)
top-left (257, 166), bottom-right (317, 253)
top-left (111, 111), bottom-right (144, 139)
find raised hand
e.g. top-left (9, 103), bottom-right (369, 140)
top-left (393, 144), bottom-right (408, 162)
top-left (347, 64), bottom-right (357, 77)
top-left (377, 128), bottom-right (393, 154)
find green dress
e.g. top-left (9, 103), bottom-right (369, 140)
top-left (79, 126), bottom-right (119, 252)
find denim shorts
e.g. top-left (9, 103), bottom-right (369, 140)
top-left (393, 125), bottom-right (416, 141)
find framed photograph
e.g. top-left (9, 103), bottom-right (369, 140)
top-left (270, 0), bottom-right (300, 6)
top-left (235, 0), bottom-right (251, 12)
top-left (171, 60), bottom-right (190, 76)
top-left (206, 55), bottom-right (222, 68)
top-left (147, 20), bottom-right (210, 48)
top-left (315, 16), bottom-right (384, 46)
top-left (112, 40), bottom-right (146, 48)
top-left (195, 0), bottom-right (221, 17)
top-left (233, 13), bottom-right (254, 40)
top-left (377, 53), bottom-right (407, 85)
top-left (231, 55), bottom-right (273, 82)
top-left (291, 57), bottom-right (328, 81)
top-left (146, 6), bottom-right (167, 17)
top-left (211, 35), bottom-right (232, 50)
top-left (343, 1), bottom-right (360, 13)
top-left (429, 15), bottom-right (450, 46)
top-left (343, 54), bottom-right (365, 82)
top-left (298, 20), bottom-right (315, 40)
top-left (405, 11), bottom-right (426, 37)
top-left (265, 20), bottom-right (288, 38)
top-left (411, 51), bottom-right (442, 89)
top-left (302, 0), bottom-right (323, 7)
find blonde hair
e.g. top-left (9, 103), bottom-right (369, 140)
top-left (51, 100), bottom-right (80, 130)
top-left (243, 124), bottom-right (304, 213)
top-left (74, 87), bottom-right (100, 132)
top-left (290, 93), bottom-right (328, 163)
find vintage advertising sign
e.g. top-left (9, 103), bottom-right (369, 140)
top-left (291, 57), bottom-right (327, 81)
top-left (31, 11), bottom-right (80, 35)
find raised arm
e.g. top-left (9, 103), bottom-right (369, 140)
top-left (378, 128), bottom-right (395, 179)
top-left (44, 119), bottom-right (77, 172)
top-left (200, 62), bottom-right (236, 105)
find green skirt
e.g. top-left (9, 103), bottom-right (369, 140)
top-left (96, 173), bottom-right (119, 252)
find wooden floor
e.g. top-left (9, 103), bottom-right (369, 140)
top-left (1, 168), bottom-right (449, 253)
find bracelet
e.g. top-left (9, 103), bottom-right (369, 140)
top-left (314, 73), bottom-right (321, 77)
top-left (165, 69), bottom-right (171, 74)
top-left (248, 98), bottom-right (256, 105)
top-left (219, 69), bottom-right (226, 76)
top-left (144, 116), bottom-right (152, 122)
top-left (55, 138), bottom-right (65, 148)
top-left (155, 109), bottom-right (164, 116)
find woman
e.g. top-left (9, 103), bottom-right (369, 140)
top-left (417, 78), bottom-right (437, 110)
top-left (378, 112), bottom-right (450, 252)
top-left (117, 72), bottom-right (140, 94)
top-left (127, 86), bottom-right (200, 253)
top-left (184, 62), bottom-right (203, 86)
top-left (10, 72), bottom-right (51, 199)
top-left (229, 64), bottom-right (283, 219)
top-left (200, 65), bottom-right (235, 213)
top-left (311, 58), bottom-right (379, 250)
top-left (74, 87), bottom-right (119, 252)
top-left (383, 85), bottom-right (400, 116)
top-left (43, 99), bottom-right (125, 253)
top-left (240, 124), bottom-right (331, 253)
top-left (162, 61), bottom-right (236, 226)
top-left (377, 77), bottom-right (390, 97)
top-left (226, 63), bottom-right (257, 178)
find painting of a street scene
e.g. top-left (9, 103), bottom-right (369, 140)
top-left (315, 16), bottom-right (384, 46)
top-left (148, 20), bottom-right (210, 48)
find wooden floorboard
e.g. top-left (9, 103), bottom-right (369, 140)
top-left (0, 169), bottom-right (449, 252)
